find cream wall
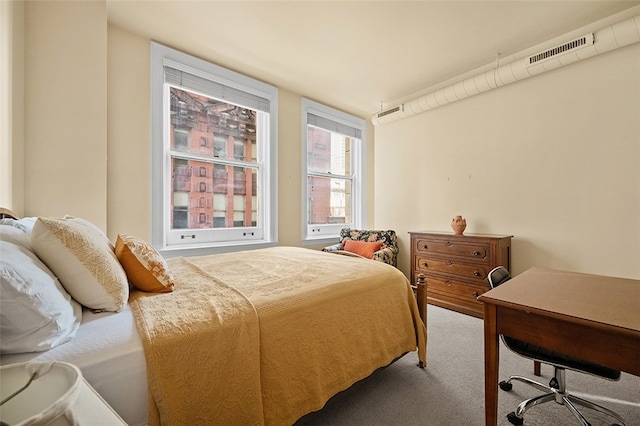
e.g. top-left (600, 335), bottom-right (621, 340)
top-left (106, 26), bottom-right (151, 240)
top-left (12, 1), bottom-right (374, 245)
top-left (18, 1), bottom-right (635, 277)
top-left (1, 1), bottom-right (24, 214)
top-left (375, 42), bottom-right (640, 279)
top-left (20, 1), bottom-right (108, 229)
top-left (106, 25), bottom-right (376, 247)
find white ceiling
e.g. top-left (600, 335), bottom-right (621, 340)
top-left (107, 1), bottom-right (639, 118)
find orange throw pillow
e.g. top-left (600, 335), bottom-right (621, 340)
top-left (342, 240), bottom-right (384, 259)
top-left (115, 234), bottom-right (175, 293)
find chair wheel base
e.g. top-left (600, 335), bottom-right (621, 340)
top-left (507, 412), bottom-right (524, 425)
top-left (499, 380), bottom-right (513, 391)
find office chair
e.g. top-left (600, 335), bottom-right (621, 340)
top-left (487, 266), bottom-right (626, 426)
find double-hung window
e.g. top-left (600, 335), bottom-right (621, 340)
top-left (302, 98), bottom-right (365, 243)
top-left (151, 42), bottom-right (278, 255)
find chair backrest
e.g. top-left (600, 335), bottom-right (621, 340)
top-left (487, 266), bottom-right (511, 288)
top-left (339, 228), bottom-right (398, 249)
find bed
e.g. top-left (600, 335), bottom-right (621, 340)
top-left (0, 213), bottom-right (426, 425)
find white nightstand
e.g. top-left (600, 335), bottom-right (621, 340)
top-left (0, 361), bottom-right (127, 425)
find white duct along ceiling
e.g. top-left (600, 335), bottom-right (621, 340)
top-left (372, 13), bottom-right (640, 126)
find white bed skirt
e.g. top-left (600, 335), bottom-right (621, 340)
top-left (0, 306), bottom-right (147, 426)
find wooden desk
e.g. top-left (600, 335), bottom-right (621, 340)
top-left (478, 267), bottom-right (640, 425)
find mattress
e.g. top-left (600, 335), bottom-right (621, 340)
top-left (0, 305), bottom-right (147, 426)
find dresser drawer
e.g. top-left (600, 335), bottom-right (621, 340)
top-left (414, 238), bottom-right (489, 262)
top-left (425, 276), bottom-right (486, 318)
top-left (426, 276), bottom-right (488, 301)
top-left (415, 256), bottom-right (490, 283)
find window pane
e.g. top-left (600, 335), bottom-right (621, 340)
top-left (307, 126), bottom-right (351, 176)
top-left (170, 87), bottom-right (257, 163)
top-left (307, 176), bottom-right (351, 225)
top-left (171, 157), bottom-right (257, 230)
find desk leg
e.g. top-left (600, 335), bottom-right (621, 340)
top-left (483, 303), bottom-right (499, 426)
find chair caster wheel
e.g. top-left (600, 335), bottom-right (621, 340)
top-left (499, 381), bottom-right (513, 391)
top-left (507, 412), bottom-right (524, 425)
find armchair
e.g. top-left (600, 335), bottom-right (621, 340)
top-left (322, 228), bottom-right (398, 267)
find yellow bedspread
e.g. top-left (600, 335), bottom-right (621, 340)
top-left (130, 246), bottom-right (426, 426)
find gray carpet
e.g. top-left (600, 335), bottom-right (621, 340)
top-left (295, 305), bottom-right (640, 425)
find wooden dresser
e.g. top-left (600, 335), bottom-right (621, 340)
top-left (409, 231), bottom-right (512, 318)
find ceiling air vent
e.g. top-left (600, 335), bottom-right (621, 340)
top-left (377, 104), bottom-right (404, 119)
top-left (528, 33), bottom-right (594, 66)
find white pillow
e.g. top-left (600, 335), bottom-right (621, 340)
top-left (0, 240), bottom-right (82, 353)
top-left (0, 217), bottom-right (37, 234)
top-left (31, 217), bottom-right (129, 312)
top-left (0, 223), bottom-right (31, 250)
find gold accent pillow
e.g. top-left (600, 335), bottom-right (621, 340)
top-left (115, 234), bottom-right (175, 293)
top-left (31, 217), bottom-right (129, 312)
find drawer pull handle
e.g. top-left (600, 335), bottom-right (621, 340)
top-left (474, 271), bottom-right (481, 277)
top-left (445, 280), bottom-right (453, 286)
top-left (473, 291), bottom-right (479, 298)
top-left (473, 251), bottom-right (480, 256)
top-left (422, 244), bottom-right (428, 250)
top-left (446, 241), bottom-right (453, 246)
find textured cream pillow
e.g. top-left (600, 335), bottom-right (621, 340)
top-left (31, 217), bottom-right (129, 312)
top-left (115, 234), bottom-right (175, 293)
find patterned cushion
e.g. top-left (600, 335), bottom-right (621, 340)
top-left (340, 228), bottom-right (397, 248)
top-left (116, 234), bottom-right (175, 293)
top-left (31, 217), bottom-right (129, 312)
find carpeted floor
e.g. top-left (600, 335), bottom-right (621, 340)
top-left (295, 304), bottom-right (640, 425)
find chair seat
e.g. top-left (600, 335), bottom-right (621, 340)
top-left (503, 336), bottom-right (621, 380)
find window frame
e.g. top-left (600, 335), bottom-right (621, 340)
top-left (301, 98), bottom-right (366, 245)
top-left (151, 42), bottom-right (278, 257)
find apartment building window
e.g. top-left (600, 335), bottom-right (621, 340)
top-left (151, 42), bottom-right (278, 254)
top-left (301, 98), bottom-right (365, 243)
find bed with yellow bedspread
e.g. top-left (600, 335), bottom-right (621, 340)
top-left (130, 246), bottom-right (426, 425)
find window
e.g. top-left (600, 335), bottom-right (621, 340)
top-left (301, 98), bottom-right (365, 243)
top-left (151, 42), bottom-right (278, 254)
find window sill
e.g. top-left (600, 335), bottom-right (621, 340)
top-left (302, 236), bottom-right (339, 247)
top-left (159, 240), bottom-right (278, 259)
